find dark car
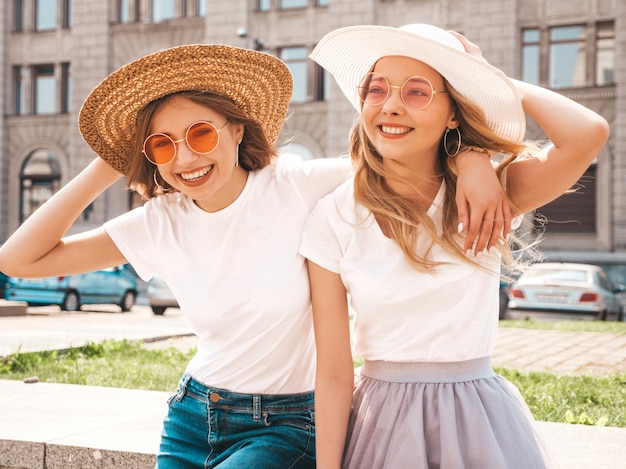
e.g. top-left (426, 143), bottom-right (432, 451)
top-left (5, 265), bottom-right (138, 312)
top-left (508, 262), bottom-right (625, 321)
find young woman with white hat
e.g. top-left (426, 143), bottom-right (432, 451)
top-left (301, 24), bottom-right (609, 468)
top-left (0, 43), bottom-right (520, 467)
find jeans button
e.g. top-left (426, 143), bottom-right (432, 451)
top-left (209, 392), bottom-right (221, 403)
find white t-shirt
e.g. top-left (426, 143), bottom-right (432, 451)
top-left (105, 154), bottom-right (352, 394)
top-left (300, 179), bottom-right (503, 363)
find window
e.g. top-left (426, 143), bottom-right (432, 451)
top-left (281, 47), bottom-right (308, 103)
top-left (549, 26), bottom-right (586, 89)
top-left (316, 0), bottom-right (329, 5)
top-left (258, 0), bottom-right (271, 11)
top-left (596, 22), bottom-right (614, 86)
top-left (14, 0), bottom-right (25, 31)
top-left (35, 0), bottom-right (57, 30)
top-left (197, 0), bottom-right (207, 16)
top-left (62, 0), bottom-right (72, 28)
top-left (314, 65), bottom-right (329, 102)
top-left (153, 0), bottom-right (176, 22)
top-left (280, 142), bottom-right (314, 161)
top-left (33, 65), bottom-right (56, 115)
top-left (280, 0), bottom-right (307, 9)
top-left (537, 165), bottom-right (596, 234)
top-left (521, 23), bottom-right (614, 89)
top-left (61, 63), bottom-right (71, 113)
top-left (13, 66), bottom-right (26, 115)
top-left (14, 63), bottom-right (70, 115)
top-left (118, 0), bottom-right (140, 23)
top-left (521, 29), bottom-right (540, 85)
top-left (20, 150), bottom-right (61, 223)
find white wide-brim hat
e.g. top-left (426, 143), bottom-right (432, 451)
top-left (310, 23), bottom-right (526, 142)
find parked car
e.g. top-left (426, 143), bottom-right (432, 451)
top-left (508, 262), bottom-right (625, 321)
top-left (499, 280), bottom-right (510, 319)
top-left (0, 271), bottom-right (8, 299)
top-left (542, 250), bottom-right (626, 312)
top-left (147, 277), bottom-right (179, 315)
top-left (4, 265), bottom-right (138, 312)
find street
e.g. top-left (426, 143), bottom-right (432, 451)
top-left (0, 304), bottom-right (192, 356)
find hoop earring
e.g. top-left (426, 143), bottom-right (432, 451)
top-left (153, 169), bottom-right (172, 193)
top-left (444, 127), bottom-right (462, 157)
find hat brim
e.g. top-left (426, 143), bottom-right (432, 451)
top-left (310, 24), bottom-right (525, 142)
top-left (79, 44), bottom-right (293, 174)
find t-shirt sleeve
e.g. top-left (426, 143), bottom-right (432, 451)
top-left (299, 197), bottom-right (343, 274)
top-left (278, 154), bottom-right (352, 210)
top-left (103, 204), bottom-right (160, 282)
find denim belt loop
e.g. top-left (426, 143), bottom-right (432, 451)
top-left (253, 394), bottom-right (261, 422)
top-left (175, 374), bottom-right (192, 402)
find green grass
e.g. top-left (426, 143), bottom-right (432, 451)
top-left (0, 340), bottom-right (194, 391)
top-left (499, 318), bottom-right (626, 334)
top-left (496, 367), bottom-right (625, 427)
top-left (1, 324), bottom-right (625, 428)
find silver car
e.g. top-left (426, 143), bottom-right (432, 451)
top-left (147, 277), bottom-right (179, 316)
top-left (508, 262), bottom-right (625, 321)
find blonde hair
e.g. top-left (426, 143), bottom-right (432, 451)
top-left (351, 80), bottom-right (540, 275)
top-left (126, 90), bottom-right (278, 199)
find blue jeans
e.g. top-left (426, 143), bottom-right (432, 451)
top-left (157, 374), bottom-right (316, 468)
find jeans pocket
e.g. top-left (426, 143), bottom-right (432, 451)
top-left (268, 409), bottom-right (315, 432)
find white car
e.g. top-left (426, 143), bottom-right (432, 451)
top-left (508, 263), bottom-right (625, 321)
top-left (147, 277), bottom-right (179, 315)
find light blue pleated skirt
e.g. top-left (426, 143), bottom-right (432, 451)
top-left (342, 357), bottom-right (558, 469)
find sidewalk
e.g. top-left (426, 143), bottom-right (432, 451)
top-left (1, 310), bottom-right (625, 468)
top-left (493, 327), bottom-right (626, 375)
top-left (143, 327), bottom-right (626, 377)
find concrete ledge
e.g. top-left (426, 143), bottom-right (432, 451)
top-left (1, 379), bottom-right (625, 469)
top-left (0, 301), bottom-right (27, 317)
top-left (0, 380), bottom-right (166, 469)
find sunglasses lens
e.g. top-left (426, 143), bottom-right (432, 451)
top-left (144, 134), bottom-right (175, 165)
top-left (358, 73), bottom-right (388, 106)
top-left (187, 122), bottom-right (219, 154)
top-left (402, 77), bottom-right (434, 110)
top-left (357, 74), bottom-right (435, 110)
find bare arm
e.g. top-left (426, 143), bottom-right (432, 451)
top-left (448, 30), bottom-right (609, 218)
top-left (0, 158), bottom-right (127, 277)
top-left (455, 152), bottom-right (512, 254)
top-left (506, 80), bottom-right (609, 214)
top-left (307, 260), bottom-right (354, 469)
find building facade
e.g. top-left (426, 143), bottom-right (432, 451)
top-left (1, 0), bottom-right (624, 260)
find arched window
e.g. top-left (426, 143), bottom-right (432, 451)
top-left (20, 149), bottom-right (61, 222)
top-left (280, 142), bottom-right (315, 161)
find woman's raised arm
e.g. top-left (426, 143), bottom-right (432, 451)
top-left (506, 79), bottom-right (609, 215)
top-left (0, 158), bottom-right (127, 278)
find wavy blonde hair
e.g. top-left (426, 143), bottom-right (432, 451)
top-left (351, 79), bottom-right (540, 275)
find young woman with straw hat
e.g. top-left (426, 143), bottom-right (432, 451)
top-left (0, 43), bottom-right (518, 467)
top-left (301, 24), bottom-right (609, 468)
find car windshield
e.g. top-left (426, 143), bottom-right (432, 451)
top-left (525, 268), bottom-right (588, 283)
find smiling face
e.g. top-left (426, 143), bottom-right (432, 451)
top-left (361, 56), bottom-right (458, 174)
top-left (149, 95), bottom-right (247, 212)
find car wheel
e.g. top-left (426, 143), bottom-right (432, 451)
top-left (151, 306), bottom-right (166, 316)
top-left (61, 291), bottom-right (80, 311)
top-left (598, 309), bottom-right (608, 321)
top-left (618, 306), bottom-right (624, 322)
top-left (120, 291), bottom-right (136, 312)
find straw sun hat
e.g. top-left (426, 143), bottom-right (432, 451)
top-left (310, 23), bottom-right (526, 143)
top-left (79, 44), bottom-right (293, 174)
